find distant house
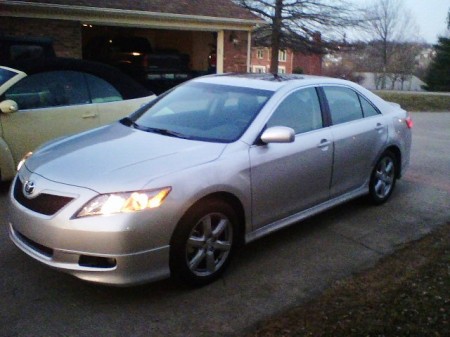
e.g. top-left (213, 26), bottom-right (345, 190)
top-left (250, 28), bottom-right (322, 75)
top-left (0, 0), bottom-right (263, 74)
top-left (250, 47), bottom-right (322, 75)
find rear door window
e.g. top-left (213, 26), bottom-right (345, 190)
top-left (323, 86), bottom-right (364, 125)
top-left (359, 95), bottom-right (380, 117)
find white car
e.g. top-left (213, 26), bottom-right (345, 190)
top-left (0, 58), bottom-right (156, 181)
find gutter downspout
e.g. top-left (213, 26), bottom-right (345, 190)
top-left (247, 30), bottom-right (252, 73)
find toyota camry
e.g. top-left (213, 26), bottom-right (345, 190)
top-left (8, 74), bottom-right (412, 286)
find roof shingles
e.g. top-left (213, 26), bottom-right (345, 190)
top-left (10, 0), bottom-right (260, 21)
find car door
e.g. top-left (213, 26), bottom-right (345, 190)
top-left (0, 70), bottom-right (101, 164)
top-left (85, 72), bottom-right (150, 124)
top-left (249, 87), bottom-right (333, 229)
top-left (321, 86), bottom-right (388, 197)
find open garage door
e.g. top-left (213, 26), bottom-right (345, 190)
top-left (82, 25), bottom-right (218, 94)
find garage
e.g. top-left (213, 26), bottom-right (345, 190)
top-left (1, 0), bottom-right (263, 92)
top-left (81, 25), bottom-right (218, 93)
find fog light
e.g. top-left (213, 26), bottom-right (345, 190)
top-left (79, 255), bottom-right (116, 268)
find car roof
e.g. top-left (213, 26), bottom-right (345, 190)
top-left (2, 57), bottom-right (152, 99)
top-left (193, 73), bottom-right (353, 91)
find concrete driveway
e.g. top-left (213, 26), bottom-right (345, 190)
top-left (0, 112), bottom-right (449, 337)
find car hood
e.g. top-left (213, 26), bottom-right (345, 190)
top-left (25, 123), bottom-right (227, 193)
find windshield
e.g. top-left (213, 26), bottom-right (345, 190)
top-left (127, 82), bottom-right (273, 143)
top-left (0, 67), bottom-right (19, 86)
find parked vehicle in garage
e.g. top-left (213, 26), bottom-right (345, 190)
top-left (0, 57), bottom-right (156, 181)
top-left (83, 35), bottom-right (195, 94)
top-left (0, 35), bottom-right (56, 63)
top-left (8, 74), bottom-right (412, 287)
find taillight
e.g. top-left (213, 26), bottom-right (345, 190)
top-left (405, 113), bottom-right (413, 129)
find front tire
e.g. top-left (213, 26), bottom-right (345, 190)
top-left (369, 151), bottom-right (397, 204)
top-left (170, 199), bottom-right (238, 286)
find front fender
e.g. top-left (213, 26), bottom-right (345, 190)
top-left (0, 137), bottom-right (16, 181)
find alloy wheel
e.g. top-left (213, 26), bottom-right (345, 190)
top-left (185, 212), bottom-right (233, 277)
top-left (373, 156), bottom-right (395, 199)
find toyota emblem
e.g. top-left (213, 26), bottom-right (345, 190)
top-left (24, 180), bottom-right (35, 196)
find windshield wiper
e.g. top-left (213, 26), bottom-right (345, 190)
top-left (147, 127), bottom-right (192, 139)
top-left (121, 118), bottom-right (191, 139)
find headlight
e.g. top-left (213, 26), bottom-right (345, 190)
top-left (75, 187), bottom-right (171, 218)
top-left (17, 151), bottom-right (33, 171)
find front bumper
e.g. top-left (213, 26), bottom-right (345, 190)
top-left (9, 224), bottom-right (170, 285)
top-left (7, 172), bottom-right (176, 286)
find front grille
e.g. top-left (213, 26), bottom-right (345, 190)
top-left (14, 178), bottom-right (74, 216)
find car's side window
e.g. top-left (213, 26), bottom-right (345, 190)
top-left (323, 86), bottom-right (363, 125)
top-left (4, 71), bottom-right (90, 110)
top-left (267, 87), bottom-right (323, 134)
top-left (359, 95), bottom-right (380, 117)
top-left (85, 73), bottom-right (122, 103)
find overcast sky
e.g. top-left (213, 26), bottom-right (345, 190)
top-left (351, 0), bottom-right (449, 44)
top-left (407, 0), bottom-right (449, 43)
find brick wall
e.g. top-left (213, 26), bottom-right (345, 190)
top-left (293, 53), bottom-right (322, 75)
top-left (251, 47), bottom-right (294, 74)
top-left (0, 17), bottom-right (82, 58)
top-left (0, 18), bottom-right (254, 73)
top-left (223, 30), bottom-right (248, 73)
top-left (250, 47), bottom-right (270, 73)
top-left (250, 46), bottom-right (322, 75)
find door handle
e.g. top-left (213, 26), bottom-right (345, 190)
top-left (318, 139), bottom-right (331, 150)
top-left (81, 112), bottom-right (98, 119)
top-left (375, 123), bottom-right (385, 131)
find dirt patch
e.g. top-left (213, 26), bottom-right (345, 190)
top-left (247, 223), bottom-right (449, 337)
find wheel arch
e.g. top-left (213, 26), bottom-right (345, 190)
top-left (172, 191), bottom-right (247, 247)
top-left (384, 145), bottom-right (402, 179)
top-left (0, 137), bottom-right (16, 181)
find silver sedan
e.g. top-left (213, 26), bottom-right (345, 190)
top-left (8, 74), bottom-right (412, 286)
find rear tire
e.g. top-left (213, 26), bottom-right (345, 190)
top-left (169, 199), bottom-right (238, 286)
top-left (369, 151), bottom-right (397, 204)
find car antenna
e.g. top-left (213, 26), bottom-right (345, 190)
top-left (272, 73), bottom-right (282, 81)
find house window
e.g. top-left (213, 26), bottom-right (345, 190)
top-left (278, 66), bottom-right (286, 74)
top-left (257, 49), bottom-right (264, 59)
top-left (252, 66), bottom-right (266, 73)
top-left (278, 50), bottom-right (287, 62)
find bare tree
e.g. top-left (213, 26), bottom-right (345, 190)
top-left (390, 42), bottom-right (421, 89)
top-left (363, 0), bottom-right (419, 89)
top-left (234, 0), bottom-right (360, 73)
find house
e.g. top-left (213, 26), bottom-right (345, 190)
top-left (0, 0), bottom-right (263, 74)
top-left (250, 47), bottom-right (322, 75)
top-left (250, 28), bottom-right (322, 75)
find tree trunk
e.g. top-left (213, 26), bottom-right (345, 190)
top-left (270, 0), bottom-right (283, 74)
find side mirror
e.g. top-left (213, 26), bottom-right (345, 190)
top-left (260, 126), bottom-right (295, 144)
top-left (0, 99), bottom-right (18, 114)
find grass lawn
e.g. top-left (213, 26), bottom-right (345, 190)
top-left (375, 91), bottom-right (450, 112)
top-left (247, 223), bottom-right (449, 337)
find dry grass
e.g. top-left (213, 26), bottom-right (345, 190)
top-left (376, 92), bottom-right (450, 112)
top-left (247, 223), bottom-right (450, 337)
